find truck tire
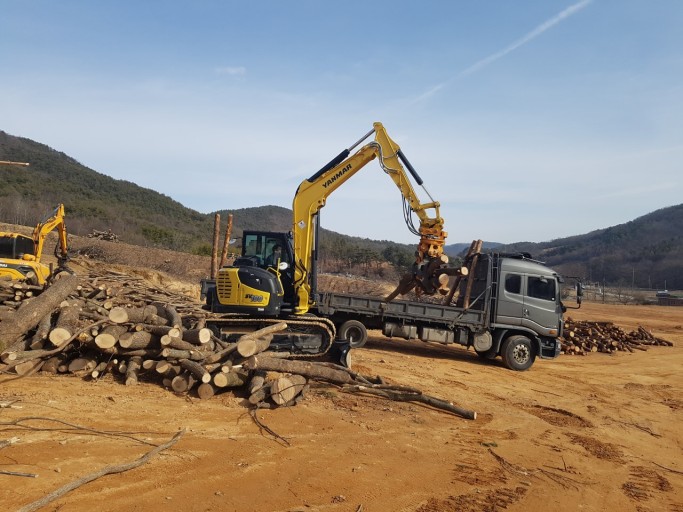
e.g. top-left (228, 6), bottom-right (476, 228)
top-left (337, 320), bottom-right (368, 348)
top-left (501, 335), bottom-right (536, 371)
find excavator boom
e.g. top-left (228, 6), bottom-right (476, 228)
top-left (32, 204), bottom-right (69, 265)
top-left (292, 122), bottom-right (448, 313)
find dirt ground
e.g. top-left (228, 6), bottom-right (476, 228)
top-left (1, 299), bottom-right (681, 512)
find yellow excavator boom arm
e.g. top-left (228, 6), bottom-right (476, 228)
top-left (292, 122), bottom-right (447, 313)
top-left (32, 204), bottom-right (69, 263)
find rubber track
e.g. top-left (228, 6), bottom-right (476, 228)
top-left (204, 314), bottom-right (337, 358)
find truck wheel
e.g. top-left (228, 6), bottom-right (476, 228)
top-left (337, 320), bottom-right (368, 348)
top-left (501, 335), bottom-right (536, 371)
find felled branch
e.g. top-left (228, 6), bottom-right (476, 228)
top-left (17, 429), bottom-right (185, 512)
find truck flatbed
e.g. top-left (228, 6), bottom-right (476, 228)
top-left (316, 291), bottom-right (488, 329)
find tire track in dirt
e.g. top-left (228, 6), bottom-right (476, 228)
top-left (565, 433), bottom-right (625, 462)
top-left (522, 405), bottom-right (594, 429)
top-left (622, 465), bottom-right (673, 503)
top-left (415, 485), bottom-right (528, 512)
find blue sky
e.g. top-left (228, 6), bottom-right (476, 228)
top-left (1, 0), bottom-right (681, 244)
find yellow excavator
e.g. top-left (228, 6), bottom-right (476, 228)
top-left (202, 122), bottom-right (450, 358)
top-left (0, 203), bottom-right (71, 286)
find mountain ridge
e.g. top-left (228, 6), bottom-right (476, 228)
top-left (1, 130), bottom-right (681, 287)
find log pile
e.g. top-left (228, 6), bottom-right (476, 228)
top-left (0, 280), bottom-right (44, 307)
top-left (0, 271), bottom-right (476, 419)
top-left (86, 229), bottom-right (119, 242)
top-left (560, 318), bottom-right (674, 356)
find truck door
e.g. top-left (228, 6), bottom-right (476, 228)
top-left (495, 272), bottom-right (523, 326)
top-left (522, 275), bottom-right (561, 335)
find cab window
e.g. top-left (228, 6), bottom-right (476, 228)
top-left (504, 274), bottom-right (522, 294)
top-left (527, 276), bottom-right (556, 301)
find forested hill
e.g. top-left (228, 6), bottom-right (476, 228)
top-left (0, 130), bottom-right (416, 266)
top-left (1, 130), bottom-right (681, 287)
top-left (500, 204), bottom-right (683, 290)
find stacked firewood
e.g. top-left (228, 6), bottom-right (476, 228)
top-left (560, 318), bottom-right (673, 356)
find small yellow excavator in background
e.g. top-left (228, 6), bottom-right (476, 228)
top-left (0, 202), bottom-right (71, 286)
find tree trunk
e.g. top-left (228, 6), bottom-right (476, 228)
top-left (95, 324), bottom-right (129, 349)
top-left (237, 334), bottom-right (273, 358)
top-left (48, 306), bottom-right (80, 347)
top-left (197, 382), bottom-right (217, 400)
top-left (118, 331), bottom-right (158, 349)
top-left (179, 359), bottom-right (211, 384)
top-left (125, 356), bottom-right (142, 386)
top-left (271, 374), bottom-right (307, 405)
top-left (219, 214), bottom-right (233, 269)
top-left (211, 213), bottom-right (220, 279)
top-left (213, 370), bottom-right (249, 388)
top-left (243, 356), bottom-right (355, 385)
top-left (182, 328), bottom-right (212, 345)
top-left (0, 274), bottom-right (79, 351)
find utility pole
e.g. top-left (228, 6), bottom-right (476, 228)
top-left (632, 267), bottom-right (635, 291)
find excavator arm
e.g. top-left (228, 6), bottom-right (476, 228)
top-left (32, 204), bottom-right (70, 267)
top-left (292, 122), bottom-right (448, 313)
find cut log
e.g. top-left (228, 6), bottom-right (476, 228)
top-left (118, 331), bottom-right (158, 349)
top-left (142, 325), bottom-right (181, 338)
top-left (48, 305), bottom-right (82, 347)
top-left (243, 356), bottom-right (355, 385)
top-left (171, 372), bottom-right (197, 393)
top-left (202, 343), bottom-right (238, 364)
top-left (197, 382), bottom-right (217, 400)
top-left (163, 304), bottom-right (183, 331)
top-left (179, 359), bottom-right (211, 384)
top-left (161, 348), bottom-right (204, 361)
top-left (248, 382), bottom-right (271, 405)
top-left (68, 356), bottom-right (98, 374)
top-left (14, 359), bottom-right (44, 376)
top-left (125, 356), bottom-right (142, 386)
top-left (41, 355), bottom-right (64, 374)
top-left (164, 337), bottom-right (201, 352)
top-left (271, 374), bottom-right (307, 405)
top-left (154, 360), bottom-right (177, 375)
top-left (31, 313), bottom-right (54, 347)
top-left (94, 325), bottom-right (129, 349)
top-left (237, 334), bottom-right (273, 358)
top-left (219, 214), bottom-right (234, 269)
top-left (213, 370), bottom-right (249, 388)
top-left (0, 270), bottom-right (65, 327)
top-left (248, 370), bottom-right (267, 395)
top-left (181, 328), bottom-right (212, 345)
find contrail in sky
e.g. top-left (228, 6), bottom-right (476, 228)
top-left (414, 0), bottom-right (593, 102)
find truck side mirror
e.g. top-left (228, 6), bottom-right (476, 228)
top-left (576, 282), bottom-right (583, 304)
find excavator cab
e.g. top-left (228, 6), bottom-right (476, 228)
top-left (0, 204), bottom-right (71, 286)
top-left (0, 233), bottom-right (42, 283)
top-left (209, 231), bottom-right (296, 315)
top-left (0, 233), bottom-right (35, 260)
